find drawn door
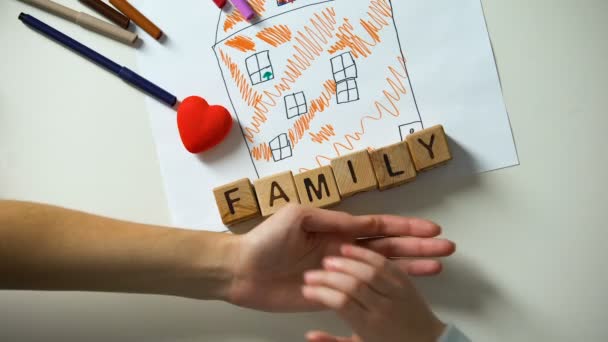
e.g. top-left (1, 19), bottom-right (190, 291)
top-left (214, 0), bottom-right (424, 178)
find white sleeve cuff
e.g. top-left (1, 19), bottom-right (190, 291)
top-left (438, 324), bottom-right (471, 342)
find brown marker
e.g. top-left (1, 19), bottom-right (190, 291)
top-left (18, 0), bottom-right (137, 45)
top-left (79, 0), bottom-right (130, 29)
top-left (109, 0), bottom-right (163, 40)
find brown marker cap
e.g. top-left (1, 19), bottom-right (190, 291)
top-left (79, 0), bottom-right (130, 29)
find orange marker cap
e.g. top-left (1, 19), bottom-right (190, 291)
top-left (109, 0), bottom-right (163, 40)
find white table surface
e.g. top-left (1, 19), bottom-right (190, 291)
top-left (1, 0), bottom-right (607, 341)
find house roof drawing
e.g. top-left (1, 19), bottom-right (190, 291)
top-left (214, 0), bottom-right (335, 45)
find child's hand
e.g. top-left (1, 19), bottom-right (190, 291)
top-left (302, 244), bottom-right (447, 342)
top-left (229, 205), bottom-right (454, 313)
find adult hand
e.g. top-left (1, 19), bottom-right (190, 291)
top-left (226, 205), bottom-right (455, 312)
top-left (303, 245), bottom-right (446, 342)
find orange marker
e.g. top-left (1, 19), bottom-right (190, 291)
top-left (109, 0), bottom-right (163, 40)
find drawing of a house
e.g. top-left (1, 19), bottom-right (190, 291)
top-left (213, 0), bottom-right (424, 178)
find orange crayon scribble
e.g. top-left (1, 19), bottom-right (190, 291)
top-left (249, 80), bottom-right (336, 161)
top-left (225, 35), bottom-right (257, 52)
top-left (224, 12), bottom-right (243, 32)
top-left (252, 142), bottom-right (273, 161)
top-left (288, 80), bottom-right (337, 148)
top-left (256, 25), bottom-right (292, 47)
top-left (313, 155), bottom-right (333, 168)
top-left (310, 124), bottom-right (335, 144)
top-left (219, 48), bottom-right (265, 143)
top-left (328, 0), bottom-right (393, 57)
top-left (223, 0), bottom-right (268, 32)
top-left (263, 7), bottom-right (338, 97)
top-left (222, 8), bottom-right (339, 143)
top-left (312, 56), bottom-right (409, 167)
top-left (254, 7), bottom-right (337, 106)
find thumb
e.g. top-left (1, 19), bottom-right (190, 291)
top-left (306, 330), bottom-right (357, 342)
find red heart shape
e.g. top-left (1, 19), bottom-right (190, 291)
top-left (177, 96), bottom-right (233, 154)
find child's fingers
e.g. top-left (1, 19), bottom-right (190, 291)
top-left (306, 330), bottom-right (356, 342)
top-left (302, 285), bottom-right (366, 324)
top-left (305, 270), bottom-right (384, 311)
top-left (323, 256), bottom-right (399, 296)
top-left (393, 259), bottom-right (443, 276)
top-left (344, 244), bottom-right (444, 278)
top-left (359, 237), bottom-right (455, 259)
top-left (340, 245), bottom-right (409, 288)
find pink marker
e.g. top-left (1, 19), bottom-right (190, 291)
top-left (229, 0), bottom-right (255, 20)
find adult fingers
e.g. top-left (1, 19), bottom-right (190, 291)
top-left (306, 331), bottom-right (356, 342)
top-left (302, 285), bottom-right (366, 324)
top-left (297, 206), bottom-right (441, 238)
top-left (359, 237), bottom-right (456, 258)
top-left (304, 270), bottom-right (385, 311)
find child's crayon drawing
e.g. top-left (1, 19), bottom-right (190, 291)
top-left (213, 0), bottom-right (424, 178)
top-left (135, 0), bottom-right (519, 230)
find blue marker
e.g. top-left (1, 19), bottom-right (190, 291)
top-left (18, 13), bottom-right (177, 107)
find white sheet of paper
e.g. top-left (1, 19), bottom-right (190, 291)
top-left (133, 0), bottom-right (518, 231)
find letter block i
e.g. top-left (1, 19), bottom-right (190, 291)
top-left (331, 150), bottom-right (378, 198)
top-left (294, 166), bottom-right (341, 208)
top-left (254, 171), bottom-right (301, 217)
top-left (213, 178), bottom-right (261, 225)
top-left (406, 125), bottom-right (452, 171)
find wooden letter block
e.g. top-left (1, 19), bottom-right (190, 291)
top-left (294, 166), bottom-right (341, 208)
top-left (330, 150), bottom-right (378, 198)
top-left (406, 125), bottom-right (452, 171)
top-left (253, 171), bottom-right (300, 217)
top-left (370, 141), bottom-right (417, 191)
top-left (213, 178), bottom-right (260, 225)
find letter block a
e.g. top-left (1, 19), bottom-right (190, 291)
top-left (213, 178), bottom-right (261, 225)
top-left (294, 166), bottom-right (341, 209)
top-left (254, 171), bottom-right (301, 217)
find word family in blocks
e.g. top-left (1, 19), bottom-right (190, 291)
top-left (214, 125), bottom-right (453, 226)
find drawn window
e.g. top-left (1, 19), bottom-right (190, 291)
top-left (336, 79), bottom-right (359, 104)
top-left (246, 51), bottom-right (274, 85)
top-left (269, 133), bottom-right (292, 162)
top-left (284, 92), bottom-right (308, 119)
top-left (277, 0), bottom-right (296, 5)
top-left (331, 52), bottom-right (357, 83)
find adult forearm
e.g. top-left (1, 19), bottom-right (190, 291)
top-left (0, 201), bottom-right (236, 300)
